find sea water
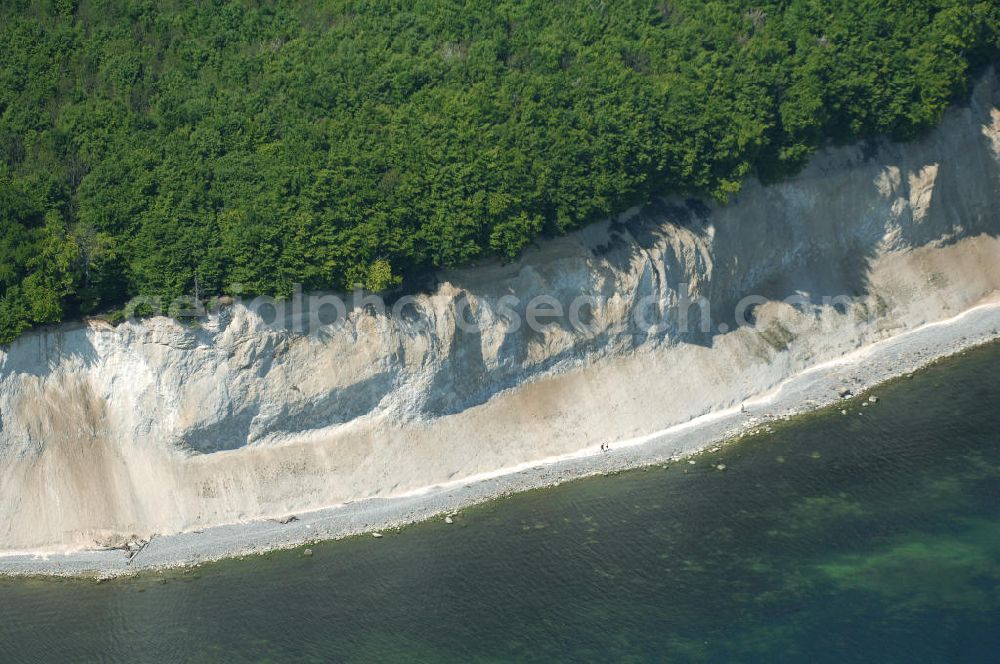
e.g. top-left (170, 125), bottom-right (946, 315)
top-left (2, 343), bottom-right (1000, 663)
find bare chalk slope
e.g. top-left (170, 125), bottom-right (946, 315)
top-left (2, 71), bottom-right (1000, 554)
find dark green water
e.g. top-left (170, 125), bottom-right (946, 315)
top-left (3, 345), bottom-right (1000, 663)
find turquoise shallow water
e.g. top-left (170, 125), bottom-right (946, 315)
top-left (2, 344), bottom-right (1000, 663)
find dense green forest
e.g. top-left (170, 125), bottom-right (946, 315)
top-left (1, 0), bottom-right (998, 342)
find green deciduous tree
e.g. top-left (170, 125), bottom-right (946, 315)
top-left (0, 0), bottom-right (997, 343)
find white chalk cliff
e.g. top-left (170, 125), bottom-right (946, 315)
top-left (2, 71), bottom-right (1000, 553)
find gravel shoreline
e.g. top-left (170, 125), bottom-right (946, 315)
top-left (3, 299), bottom-right (1000, 579)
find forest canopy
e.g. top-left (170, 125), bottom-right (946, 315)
top-left (1, 0), bottom-right (998, 343)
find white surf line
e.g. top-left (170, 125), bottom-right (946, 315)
top-left (0, 547), bottom-right (76, 560)
top-left (386, 298), bottom-right (1000, 502)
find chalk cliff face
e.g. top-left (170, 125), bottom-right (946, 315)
top-left (2, 72), bottom-right (1000, 552)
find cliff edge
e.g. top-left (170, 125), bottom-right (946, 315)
top-left (2, 71), bottom-right (999, 553)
